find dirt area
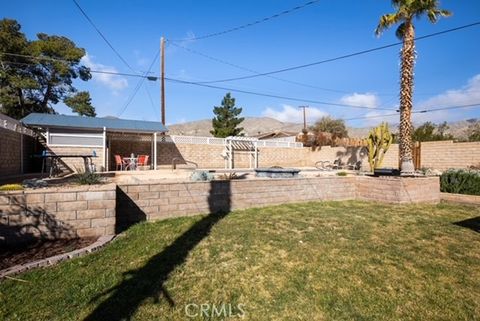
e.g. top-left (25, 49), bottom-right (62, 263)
top-left (2, 168), bottom-right (353, 189)
top-left (110, 167), bottom-right (350, 184)
top-left (0, 237), bottom-right (98, 270)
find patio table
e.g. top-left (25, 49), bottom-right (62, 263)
top-left (38, 154), bottom-right (97, 177)
top-left (123, 157), bottom-right (138, 170)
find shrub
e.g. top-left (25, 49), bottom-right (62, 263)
top-left (217, 172), bottom-right (238, 180)
top-left (440, 169), bottom-right (480, 195)
top-left (337, 171), bottom-right (348, 176)
top-left (0, 184), bottom-right (24, 191)
top-left (75, 171), bottom-right (102, 185)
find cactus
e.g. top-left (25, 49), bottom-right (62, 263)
top-left (366, 122), bottom-right (393, 171)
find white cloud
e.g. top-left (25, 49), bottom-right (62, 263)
top-left (262, 104), bottom-right (328, 124)
top-left (340, 92), bottom-right (381, 108)
top-left (413, 74), bottom-right (480, 123)
top-left (81, 53), bottom-right (128, 91)
top-left (340, 92), bottom-right (394, 127)
top-left (352, 75), bottom-right (480, 126)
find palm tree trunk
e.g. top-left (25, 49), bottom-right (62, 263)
top-left (399, 20), bottom-right (415, 174)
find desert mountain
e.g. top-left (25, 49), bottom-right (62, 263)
top-left (168, 117), bottom-right (374, 138)
top-left (167, 117), bottom-right (477, 139)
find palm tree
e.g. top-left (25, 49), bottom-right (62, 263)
top-left (375, 0), bottom-right (451, 174)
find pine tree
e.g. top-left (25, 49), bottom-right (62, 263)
top-left (0, 19), bottom-right (95, 119)
top-left (210, 93), bottom-right (245, 138)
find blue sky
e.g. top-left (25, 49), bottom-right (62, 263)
top-left (3, 0), bottom-right (480, 127)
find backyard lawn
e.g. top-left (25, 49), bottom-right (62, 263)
top-left (1, 201), bottom-right (479, 321)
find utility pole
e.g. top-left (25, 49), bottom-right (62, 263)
top-left (299, 106), bottom-right (308, 131)
top-left (160, 37), bottom-right (166, 125)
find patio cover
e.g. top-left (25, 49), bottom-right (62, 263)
top-left (21, 113), bottom-right (167, 171)
top-left (21, 113), bottom-right (168, 133)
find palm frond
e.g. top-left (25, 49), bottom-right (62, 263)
top-left (376, 0), bottom-right (451, 37)
top-left (439, 9), bottom-right (453, 17)
top-left (375, 13), bottom-right (402, 36)
top-left (427, 10), bottom-right (438, 23)
top-left (428, 8), bottom-right (452, 23)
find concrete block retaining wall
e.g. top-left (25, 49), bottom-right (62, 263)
top-left (440, 192), bottom-right (480, 205)
top-left (356, 176), bottom-right (440, 204)
top-left (116, 177), bottom-right (358, 223)
top-left (0, 177), bottom-right (440, 245)
top-left (117, 177), bottom-right (439, 222)
top-left (0, 184), bottom-right (116, 245)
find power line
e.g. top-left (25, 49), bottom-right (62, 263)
top-left (193, 21), bottom-right (480, 84)
top-left (0, 57), bottom-right (144, 79)
top-left (3, 21), bottom-right (478, 88)
top-left (0, 52), bottom-right (159, 116)
top-left (0, 52), bottom-right (78, 64)
top-left (167, 40), bottom-right (352, 94)
top-left (167, 40), bottom-right (450, 97)
top-left (144, 83), bottom-right (160, 121)
top-left (72, 0), bottom-right (136, 72)
top-left (170, 0), bottom-right (321, 42)
top-left (5, 55), bottom-right (479, 114)
top-left (5, 51), bottom-right (474, 100)
top-left (166, 77), bottom-right (395, 111)
top-left (0, 58), bottom-right (393, 111)
top-left (344, 103), bottom-right (480, 121)
top-left (117, 50), bottom-right (160, 116)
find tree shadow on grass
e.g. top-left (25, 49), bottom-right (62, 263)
top-left (453, 216), bottom-right (480, 233)
top-left (84, 180), bottom-right (231, 321)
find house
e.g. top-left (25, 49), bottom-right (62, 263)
top-left (254, 131), bottom-right (299, 142)
top-left (21, 113), bottom-right (168, 172)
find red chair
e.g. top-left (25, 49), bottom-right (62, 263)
top-left (137, 155), bottom-right (149, 168)
top-left (114, 155), bottom-right (127, 171)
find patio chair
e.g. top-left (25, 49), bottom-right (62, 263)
top-left (137, 155), bottom-right (150, 169)
top-left (315, 160), bottom-right (335, 171)
top-left (114, 154), bottom-right (127, 171)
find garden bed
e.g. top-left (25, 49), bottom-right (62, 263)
top-left (0, 237), bottom-right (98, 270)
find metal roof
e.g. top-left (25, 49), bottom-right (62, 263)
top-left (21, 113), bottom-right (168, 133)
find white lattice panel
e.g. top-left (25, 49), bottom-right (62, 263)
top-left (162, 135), bottom-right (303, 148)
top-left (207, 138), bottom-right (225, 145)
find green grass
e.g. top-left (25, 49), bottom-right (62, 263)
top-left (1, 201), bottom-right (479, 321)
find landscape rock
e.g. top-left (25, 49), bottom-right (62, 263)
top-left (22, 179), bottom-right (48, 188)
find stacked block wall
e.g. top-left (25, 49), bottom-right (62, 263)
top-left (0, 127), bottom-right (21, 176)
top-left (420, 141), bottom-right (480, 170)
top-left (0, 184), bottom-right (116, 245)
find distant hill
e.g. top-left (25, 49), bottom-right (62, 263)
top-left (167, 117), bottom-right (477, 140)
top-left (167, 117), bottom-right (302, 137)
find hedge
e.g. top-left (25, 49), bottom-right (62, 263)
top-left (440, 169), bottom-right (480, 196)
